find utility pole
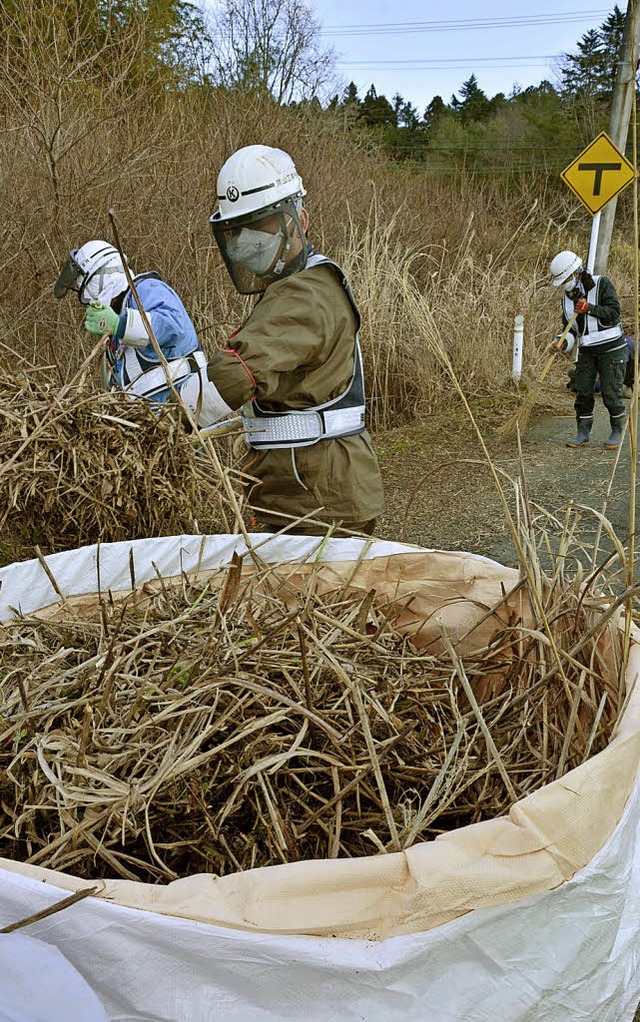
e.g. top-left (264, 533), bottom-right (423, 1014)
top-left (594, 0), bottom-right (640, 273)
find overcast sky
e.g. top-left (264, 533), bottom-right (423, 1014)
top-left (313, 2), bottom-right (616, 112)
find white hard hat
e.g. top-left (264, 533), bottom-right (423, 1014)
top-left (209, 146), bottom-right (309, 295)
top-left (549, 250), bottom-right (582, 287)
top-left (212, 145), bottom-right (306, 225)
top-left (54, 240), bottom-right (128, 305)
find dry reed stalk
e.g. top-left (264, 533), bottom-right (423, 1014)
top-left (0, 887), bottom-right (100, 934)
top-left (439, 626), bottom-right (518, 803)
top-left (0, 553), bottom-right (624, 882)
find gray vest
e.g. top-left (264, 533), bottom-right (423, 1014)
top-left (242, 254), bottom-right (367, 450)
top-left (562, 275), bottom-right (622, 348)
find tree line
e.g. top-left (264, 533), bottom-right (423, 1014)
top-left (1, 0), bottom-right (631, 177)
top-left (325, 7), bottom-right (628, 173)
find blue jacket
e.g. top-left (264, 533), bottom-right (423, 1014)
top-left (108, 275), bottom-right (201, 403)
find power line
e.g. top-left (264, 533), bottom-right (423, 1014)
top-left (337, 61), bottom-right (555, 71)
top-left (320, 10), bottom-right (610, 36)
top-left (384, 145), bottom-right (589, 152)
top-left (337, 55), bottom-right (558, 65)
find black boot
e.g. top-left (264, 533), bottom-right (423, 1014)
top-left (566, 416), bottom-right (592, 448)
top-left (603, 416), bottom-right (625, 449)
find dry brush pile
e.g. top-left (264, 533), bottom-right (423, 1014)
top-left (0, 555), bottom-right (626, 882)
top-left (0, 370), bottom-right (233, 562)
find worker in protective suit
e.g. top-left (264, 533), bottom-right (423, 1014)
top-left (54, 240), bottom-right (207, 405)
top-left (549, 250), bottom-right (626, 449)
top-left (182, 144), bottom-right (384, 535)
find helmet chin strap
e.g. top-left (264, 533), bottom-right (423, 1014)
top-left (272, 238), bottom-right (291, 277)
top-left (271, 213), bottom-right (304, 277)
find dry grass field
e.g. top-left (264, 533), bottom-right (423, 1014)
top-left (5, 1), bottom-right (634, 422)
top-left (2, 1), bottom-right (639, 562)
top-left (2, 12), bottom-right (640, 1016)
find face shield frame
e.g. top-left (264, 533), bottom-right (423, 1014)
top-left (209, 195), bottom-right (308, 295)
top-left (54, 246), bottom-right (127, 305)
top-left (53, 250), bottom-right (87, 301)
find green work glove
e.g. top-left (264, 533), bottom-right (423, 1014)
top-left (84, 303), bottom-right (120, 336)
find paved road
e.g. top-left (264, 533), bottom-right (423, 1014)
top-left (377, 397), bottom-right (635, 573)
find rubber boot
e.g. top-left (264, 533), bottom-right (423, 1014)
top-left (603, 418), bottom-right (625, 450)
top-left (566, 416), bottom-right (592, 448)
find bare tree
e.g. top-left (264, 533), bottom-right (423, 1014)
top-left (209, 0), bottom-right (337, 105)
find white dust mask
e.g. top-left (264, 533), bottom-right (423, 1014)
top-left (81, 269), bottom-right (128, 306)
top-left (226, 228), bottom-right (283, 276)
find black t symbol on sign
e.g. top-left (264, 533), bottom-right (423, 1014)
top-left (578, 162), bottom-right (622, 195)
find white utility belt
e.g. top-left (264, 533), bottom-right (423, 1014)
top-left (242, 405), bottom-right (366, 450)
top-left (578, 327), bottom-right (623, 349)
top-left (124, 348), bottom-right (207, 399)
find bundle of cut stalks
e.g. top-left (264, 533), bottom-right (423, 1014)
top-left (0, 556), bottom-right (625, 882)
top-left (0, 372), bottom-right (229, 560)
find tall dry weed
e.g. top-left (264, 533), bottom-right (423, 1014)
top-left (0, 0), bottom-right (628, 429)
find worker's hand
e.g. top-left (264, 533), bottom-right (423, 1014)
top-left (574, 298), bottom-right (589, 314)
top-left (550, 334), bottom-right (569, 352)
top-left (85, 303), bottom-right (120, 336)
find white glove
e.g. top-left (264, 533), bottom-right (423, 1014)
top-left (550, 332), bottom-right (576, 354)
top-left (180, 374), bottom-right (235, 428)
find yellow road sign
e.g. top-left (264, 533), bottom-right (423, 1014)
top-left (560, 131), bottom-right (636, 215)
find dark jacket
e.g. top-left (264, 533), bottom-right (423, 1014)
top-left (562, 272), bottom-right (623, 349)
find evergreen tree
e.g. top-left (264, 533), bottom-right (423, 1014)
top-left (359, 84), bottom-right (396, 127)
top-left (423, 95), bottom-right (447, 137)
top-left (559, 5), bottom-right (625, 98)
top-left (488, 92), bottom-right (507, 117)
top-left (455, 74), bottom-right (491, 124)
top-left (399, 99), bottom-right (419, 129)
top-left (343, 81), bottom-right (359, 104)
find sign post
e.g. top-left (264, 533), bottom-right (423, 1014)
top-left (586, 214), bottom-right (601, 273)
top-left (560, 132), bottom-right (636, 269)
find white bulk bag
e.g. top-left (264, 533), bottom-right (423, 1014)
top-left (0, 534), bottom-right (638, 1021)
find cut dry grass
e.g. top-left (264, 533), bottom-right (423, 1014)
top-left (0, 550), bottom-right (625, 881)
top-left (0, 370), bottom-right (234, 562)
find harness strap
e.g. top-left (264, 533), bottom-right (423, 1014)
top-left (243, 405), bottom-right (365, 449)
top-left (121, 349), bottom-right (207, 401)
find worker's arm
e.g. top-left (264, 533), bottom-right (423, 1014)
top-left (206, 270), bottom-right (336, 408)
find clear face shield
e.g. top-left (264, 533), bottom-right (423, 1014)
top-left (53, 251), bottom-right (85, 300)
top-left (210, 198), bottom-right (308, 295)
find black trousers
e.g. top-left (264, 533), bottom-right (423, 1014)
top-left (574, 341), bottom-right (626, 421)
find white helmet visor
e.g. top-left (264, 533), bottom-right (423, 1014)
top-left (210, 198), bottom-right (308, 295)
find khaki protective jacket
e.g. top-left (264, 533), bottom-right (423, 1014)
top-left (207, 260), bottom-right (384, 529)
